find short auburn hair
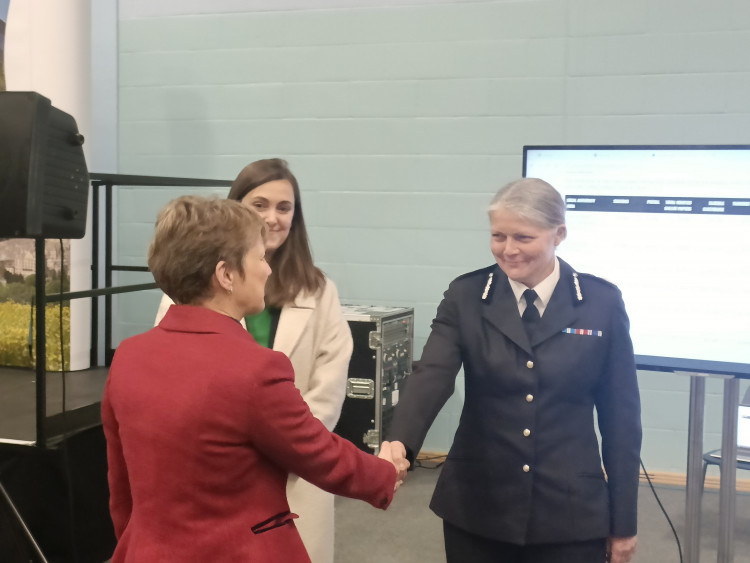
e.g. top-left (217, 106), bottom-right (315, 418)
top-left (148, 196), bottom-right (266, 305)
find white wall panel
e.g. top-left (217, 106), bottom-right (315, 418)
top-left (112, 0), bottom-right (750, 468)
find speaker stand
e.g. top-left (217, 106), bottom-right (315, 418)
top-left (0, 478), bottom-right (49, 563)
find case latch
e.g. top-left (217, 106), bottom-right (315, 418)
top-left (368, 331), bottom-right (382, 349)
top-left (346, 378), bottom-right (375, 399)
top-left (363, 429), bottom-right (380, 449)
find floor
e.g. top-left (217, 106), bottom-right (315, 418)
top-left (334, 463), bottom-right (750, 563)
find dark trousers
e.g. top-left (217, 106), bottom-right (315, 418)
top-left (443, 520), bottom-right (607, 563)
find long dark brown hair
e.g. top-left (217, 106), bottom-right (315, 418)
top-left (228, 158), bottom-right (324, 307)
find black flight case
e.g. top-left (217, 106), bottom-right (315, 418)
top-left (334, 305), bottom-right (414, 454)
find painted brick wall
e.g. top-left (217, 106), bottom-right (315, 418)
top-left (115, 0), bottom-right (750, 470)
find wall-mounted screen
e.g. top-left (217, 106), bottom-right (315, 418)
top-left (523, 145), bottom-right (750, 377)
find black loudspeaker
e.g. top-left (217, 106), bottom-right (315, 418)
top-left (0, 91), bottom-right (89, 239)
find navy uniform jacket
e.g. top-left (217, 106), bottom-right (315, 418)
top-left (388, 259), bottom-right (642, 545)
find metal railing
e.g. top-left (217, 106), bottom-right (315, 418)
top-left (31, 173), bottom-right (232, 447)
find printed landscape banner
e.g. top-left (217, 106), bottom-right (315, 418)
top-left (0, 0), bottom-right (72, 370)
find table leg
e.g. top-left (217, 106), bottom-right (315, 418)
top-left (685, 375), bottom-right (705, 563)
top-left (717, 377), bottom-right (739, 563)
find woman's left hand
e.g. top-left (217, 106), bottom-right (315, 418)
top-left (607, 535), bottom-right (637, 563)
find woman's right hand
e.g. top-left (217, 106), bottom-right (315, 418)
top-left (378, 441), bottom-right (409, 490)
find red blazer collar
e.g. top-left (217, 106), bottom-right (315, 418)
top-left (158, 304), bottom-right (247, 336)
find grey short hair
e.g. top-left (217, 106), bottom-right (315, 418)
top-left (488, 178), bottom-right (566, 229)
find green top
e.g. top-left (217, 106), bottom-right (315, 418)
top-left (245, 308), bottom-right (272, 348)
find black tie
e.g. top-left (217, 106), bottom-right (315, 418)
top-left (522, 289), bottom-right (540, 333)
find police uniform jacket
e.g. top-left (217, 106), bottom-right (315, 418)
top-left (388, 258), bottom-right (641, 545)
top-left (102, 305), bottom-right (393, 563)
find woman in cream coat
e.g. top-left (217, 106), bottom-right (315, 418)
top-left (155, 159), bottom-right (352, 563)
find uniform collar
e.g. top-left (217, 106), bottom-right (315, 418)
top-left (507, 257), bottom-right (560, 312)
top-left (481, 258), bottom-right (578, 353)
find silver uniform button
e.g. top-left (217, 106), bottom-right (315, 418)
top-left (523, 428), bottom-right (531, 437)
top-left (526, 394), bottom-right (534, 402)
top-left (526, 360), bottom-right (534, 369)
top-left (523, 464), bottom-right (530, 472)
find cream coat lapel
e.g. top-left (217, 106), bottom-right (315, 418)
top-left (272, 292), bottom-right (316, 357)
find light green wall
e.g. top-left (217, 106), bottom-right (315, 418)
top-left (115, 0), bottom-right (750, 471)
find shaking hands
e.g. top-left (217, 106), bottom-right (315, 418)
top-left (378, 440), bottom-right (410, 491)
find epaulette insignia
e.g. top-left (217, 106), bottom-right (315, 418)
top-left (481, 272), bottom-right (494, 302)
top-left (572, 272), bottom-right (583, 302)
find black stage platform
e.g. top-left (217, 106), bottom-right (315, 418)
top-left (0, 366), bottom-right (109, 444)
top-left (0, 366), bottom-right (115, 562)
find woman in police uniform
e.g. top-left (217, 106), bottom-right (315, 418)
top-left (387, 178), bottom-right (641, 563)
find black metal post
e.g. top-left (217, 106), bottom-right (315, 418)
top-left (105, 183), bottom-right (113, 365)
top-left (34, 238), bottom-right (46, 448)
top-left (90, 184), bottom-right (99, 367)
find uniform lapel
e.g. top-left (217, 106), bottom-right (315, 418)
top-left (272, 292), bottom-right (316, 356)
top-left (481, 269), bottom-right (532, 355)
top-left (480, 261), bottom-right (583, 351)
top-left (530, 260), bottom-right (580, 347)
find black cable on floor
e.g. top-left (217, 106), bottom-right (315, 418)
top-left (641, 457), bottom-right (683, 563)
top-left (59, 239), bottom-right (67, 413)
top-left (414, 454), bottom-right (445, 470)
top-left (28, 295), bottom-right (34, 361)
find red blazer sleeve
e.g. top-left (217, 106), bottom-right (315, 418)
top-left (244, 351), bottom-right (396, 509)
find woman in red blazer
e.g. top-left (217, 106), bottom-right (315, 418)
top-left (102, 196), bottom-right (402, 562)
